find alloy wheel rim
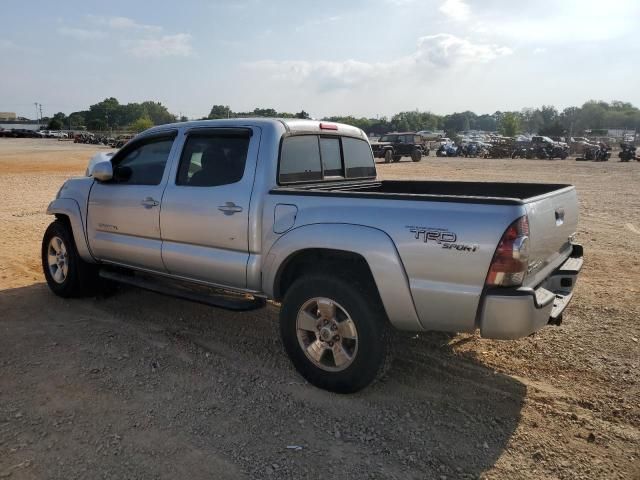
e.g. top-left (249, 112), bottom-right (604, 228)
top-left (47, 236), bottom-right (68, 284)
top-left (296, 297), bottom-right (358, 372)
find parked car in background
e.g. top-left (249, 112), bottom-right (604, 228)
top-left (570, 137), bottom-right (598, 156)
top-left (531, 136), bottom-right (569, 159)
top-left (370, 132), bottom-right (426, 163)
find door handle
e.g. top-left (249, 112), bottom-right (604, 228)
top-left (218, 202), bottom-right (243, 215)
top-left (141, 197), bottom-right (160, 208)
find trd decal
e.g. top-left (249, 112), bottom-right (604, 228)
top-left (407, 226), bottom-right (478, 253)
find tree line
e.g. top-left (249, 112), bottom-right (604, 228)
top-left (44, 97), bottom-right (183, 132)
top-left (44, 98), bottom-right (640, 138)
top-left (204, 101), bottom-right (640, 138)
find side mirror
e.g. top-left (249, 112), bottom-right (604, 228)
top-left (92, 161), bottom-right (113, 182)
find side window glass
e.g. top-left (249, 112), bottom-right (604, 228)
top-left (319, 137), bottom-right (343, 177)
top-left (279, 136), bottom-right (322, 183)
top-left (176, 134), bottom-right (249, 187)
top-left (112, 137), bottom-right (174, 185)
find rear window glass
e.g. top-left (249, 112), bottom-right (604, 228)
top-left (319, 137), bottom-right (342, 177)
top-left (279, 136), bottom-right (322, 183)
top-left (279, 135), bottom-right (374, 184)
top-left (342, 137), bottom-right (376, 178)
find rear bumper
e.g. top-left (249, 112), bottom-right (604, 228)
top-left (479, 244), bottom-right (583, 339)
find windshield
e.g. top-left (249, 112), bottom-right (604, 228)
top-left (378, 135), bottom-right (397, 142)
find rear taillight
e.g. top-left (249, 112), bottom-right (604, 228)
top-left (486, 216), bottom-right (529, 287)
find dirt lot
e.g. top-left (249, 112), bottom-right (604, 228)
top-left (1, 138), bottom-right (638, 479)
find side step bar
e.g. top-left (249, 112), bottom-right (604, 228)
top-left (99, 269), bottom-right (266, 312)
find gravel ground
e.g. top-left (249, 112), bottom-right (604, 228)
top-left (0, 139), bottom-right (638, 479)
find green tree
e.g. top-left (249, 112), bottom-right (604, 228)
top-left (140, 101), bottom-right (176, 125)
top-left (499, 112), bottom-right (520, 137)
top-left (47, 112), bottom-right (67, 130)
top-left (47, 118), bottom-right (64, 130)
top-left (208, 105), bottom-right (232, 119)
top-left (131, 115), bottom-right (154, 133)
top-left (539, 120), bottom-right (565, 137)
top-left (253, 107), bottom-right (278, 117)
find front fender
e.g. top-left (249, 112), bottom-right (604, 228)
top-left (46, 198), bottom-right (95, 263)
top-left (263, 223), bottom-right (423, 331)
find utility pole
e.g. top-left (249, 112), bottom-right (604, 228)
top-left (39, 104), bottom-right (43, 126)
top-left (34, 102), bottom-right (39, 126)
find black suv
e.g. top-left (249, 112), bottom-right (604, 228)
top-left (370, 132), bottom-right (427, 163)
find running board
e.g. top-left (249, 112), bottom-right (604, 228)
top-left (99, 269), bottom-right (266, 311)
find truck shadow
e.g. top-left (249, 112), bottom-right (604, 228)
top-left (1, 283), bottom-right (526, 479)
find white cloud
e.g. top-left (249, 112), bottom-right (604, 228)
top-left (0, 38), bottom-right (38, 54)
top-left (57, 27), bottom-right (106, 40)
top-left (87, 15), bottom-right (162, 32)
top-left (415, 34), bottom-right (512, 66)
top-left (384, 0), bottom-right (416, 5)
top-left (246, 33), bottom-right (511, 91)
top-left (439, 0), bottom-right (471, 21)
top-left (0, 39), bottom-right (17, 49)
top-left (125, 33), bottom-right (194, 58)
top-left (295, 15), bottom-right (343, 32)
top-left (533, 47), bottom-right (547, 55)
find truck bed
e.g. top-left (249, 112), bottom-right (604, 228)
top-left (272, 180), bottom-right (573, 205)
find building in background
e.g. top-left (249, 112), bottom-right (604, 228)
top-left (0, 112), bottom-right (18, 121)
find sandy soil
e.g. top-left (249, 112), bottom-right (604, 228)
top-left (0, 138), bottom-right (638, 479)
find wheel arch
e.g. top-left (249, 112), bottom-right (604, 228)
top-left (46, 198), bottom-right (95, 263)
top-left (263, 223), bottom-right (423, 331)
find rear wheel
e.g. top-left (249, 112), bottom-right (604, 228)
top-left (393, 156), bottom-right (402, 162)
top-left (384, 150), bottom-right (393, 163)
top-left (42, 220), bottom-right (100, 297)
top-left (280, 274), bottom-right (390, 393)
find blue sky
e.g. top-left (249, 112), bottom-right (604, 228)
top-left (1, 0), bottom-right (639, 119)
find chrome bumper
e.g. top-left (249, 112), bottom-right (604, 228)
top-left (479, 244), bottom-right (583, 339)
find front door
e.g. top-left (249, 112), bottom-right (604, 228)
top-left (87, 132), bottom-right (177, 271)
top-left (160, 127), bottom-right (260, 289)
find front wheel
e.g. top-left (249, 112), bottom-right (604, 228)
top-left (42, 220), bottom-right (100, 297)
top-left (280, 274), bottom-right (390, 393)
top-left (411, 150), bottom-right (422, 162)
top-left (384, 150), bottom-right (393, 163)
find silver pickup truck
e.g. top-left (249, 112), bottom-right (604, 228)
top-left (42, 118), bottom-right (583, 393)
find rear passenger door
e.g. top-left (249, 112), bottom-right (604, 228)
top-left (160, 127), bottom-right (260, 289)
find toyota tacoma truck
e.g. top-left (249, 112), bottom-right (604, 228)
top-left (42, 118), bottom-right (583, 393)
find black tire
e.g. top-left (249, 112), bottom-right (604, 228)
top-left (280, 274), bottom-right (390, 393)
top-left (384, 150), bottom-right (393, 163)
top-left (42, 219), bottom-right (100, 297)
top-left (411, 150), bottom-right (422, 162)
top-left (392, 156), bottom-right (402, 162)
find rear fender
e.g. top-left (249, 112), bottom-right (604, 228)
top-left (263, 223), bottom-right (423, 331)
top-left (46, 198), bottom-right (95, 263)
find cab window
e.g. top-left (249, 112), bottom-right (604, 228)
top-left (111, 135), bottom-right (175, 185)
top-left (176, 132), bottom-right (250, 187)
